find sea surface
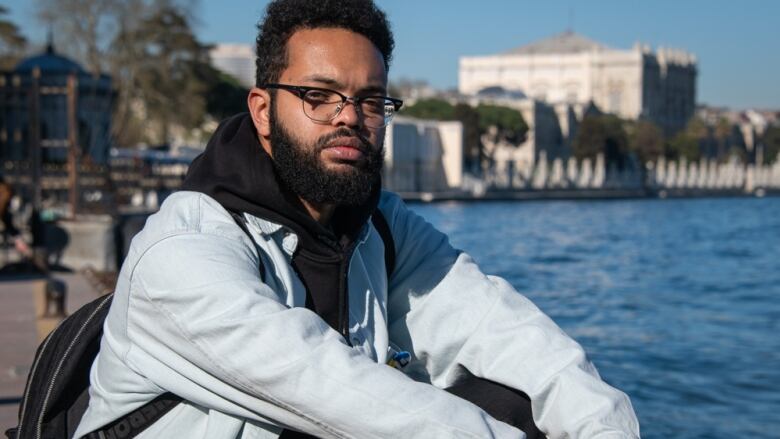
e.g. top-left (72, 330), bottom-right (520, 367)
top-left (409, 196), bottom-right (780, 439)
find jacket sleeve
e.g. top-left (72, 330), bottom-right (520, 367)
top-left (380, 192), bottom-right (640, 438)
top-left (115, 194), bottom-right (524, 438)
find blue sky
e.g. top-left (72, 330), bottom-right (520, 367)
top-left (4, 0), bottom-right (779, 110)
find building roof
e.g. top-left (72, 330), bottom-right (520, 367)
top-left (14, 43), bottom-right (85, 74)
top-left (504, 31), bottom-right (609, 55)
top-left (476, 86), bottom-right (527, 100)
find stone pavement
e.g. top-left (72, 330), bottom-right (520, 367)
top-left (0, 272), bottom-right (103, 432)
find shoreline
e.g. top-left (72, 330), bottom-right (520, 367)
top-left (397, 188), bottom-right (779, 203)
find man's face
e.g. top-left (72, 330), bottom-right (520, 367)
top-left (267, 28), bottom-right (388, 206)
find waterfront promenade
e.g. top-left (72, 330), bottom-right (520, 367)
top-left (0, 273), bottom-right (103, 430)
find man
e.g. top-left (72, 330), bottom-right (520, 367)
top-left (0, 177), bottom-right (32, 265)
top-left (75, 0), bottom-right (639, 437)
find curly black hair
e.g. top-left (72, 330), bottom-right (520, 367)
top-left (255, 0), bottom-right (394, 87)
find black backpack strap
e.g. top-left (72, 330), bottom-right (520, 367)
top-left (229, 210), bottom-right (266, 282)
top-left (371, 210), bottom-right (395, 279)
top-left (11, 293), bottom-right (114, 439)
top-left (83, 393), bottom-right (182, 439)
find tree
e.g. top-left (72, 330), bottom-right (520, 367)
top-left (204, 70), bottom-right (249, 122)
top-left (400, 98), bottom-right (455, 120)
top-left (665, 117), bottom-right (714, 162)
top-left (35, 0), bottom-right (202, 146)
top-left (453, 103), bottom-right (481, 171)
top-left (761, 125), bottom-right (780, 165)
top-left (475, 104), bottom-right (528, 145)
top-left (685, 116), bottom-right (708, 140)
top-left (713, 117), bottom-right (732, 161)
top-left (35, 0), bottom-right (119, 75)
top-left (0, 5), bottom-right (27, 70)
top-left (666, 132), bottom-right (701, 162)
top-left (572, 114), bottom-right (605, 160)
top-left (573, 114), bottom-right (629, 168)
top-left (112, 5), bottom-right (211, 145)
top-left (35, 0), bottom-right (198, 75)
top-left (628, 120), bottom-right (664, 163)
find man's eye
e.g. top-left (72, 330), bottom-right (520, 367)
top-left (305, 91), bottom-right (335, 103)
top-left (361, 98), bottom-right (386, 114)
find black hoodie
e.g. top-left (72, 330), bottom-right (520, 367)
top-left (182, 113), bottom-right (380, 338)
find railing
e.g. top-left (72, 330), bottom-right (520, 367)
top-left (484, 153), bottom-right (780, 194)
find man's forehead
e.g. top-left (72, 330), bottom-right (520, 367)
top-left (282, 27), bottom-right (387, 88)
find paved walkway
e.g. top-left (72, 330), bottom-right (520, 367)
top-left (0, 272), bottom-right (102, 431)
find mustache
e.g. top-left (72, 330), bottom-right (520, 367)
top-left (315, 128), bottom-right (373, 153)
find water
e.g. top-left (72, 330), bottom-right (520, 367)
top-left (409, 197), bottom-right (780, 439)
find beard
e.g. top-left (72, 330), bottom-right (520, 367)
top-left (268, 105), bottom-right (384, 207)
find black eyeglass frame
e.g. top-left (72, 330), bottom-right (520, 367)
top-left (262, 83), bottom-right (403, 127)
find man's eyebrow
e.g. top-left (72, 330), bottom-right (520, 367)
top-left (359, 85), bottom-right (388, 95)
top-left (301, 75), bottom-right (343, 88)
top-left (300, 75), bottom-right (387, 95)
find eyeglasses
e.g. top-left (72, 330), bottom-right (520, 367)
top-left (263, 83), bottom-right (403, 129)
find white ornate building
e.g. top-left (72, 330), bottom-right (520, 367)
top-left (459, 31), bottom-right (697, 134)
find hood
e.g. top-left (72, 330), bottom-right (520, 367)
top-left (181, 113), bottom-right (380, 254)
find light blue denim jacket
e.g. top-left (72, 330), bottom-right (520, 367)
top-left (74, 190), bottom-right (639, 438)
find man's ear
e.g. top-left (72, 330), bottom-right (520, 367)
top-left (248, 87), bottom-right (272, 138)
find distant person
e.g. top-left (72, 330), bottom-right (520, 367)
top-left (0, 176), bottom-right (31, 259)
top-left (75, 0), bottom-right (639, 437)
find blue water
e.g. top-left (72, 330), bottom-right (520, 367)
top-left (410, 197), bottom-right (780, 438)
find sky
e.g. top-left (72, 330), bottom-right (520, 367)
top-left (4, 0), bottom-right (779, 110)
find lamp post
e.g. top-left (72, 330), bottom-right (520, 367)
top-left (29, 67), bottom-right (42, 214)
top-left (66, 74), bottom-right (79, 218)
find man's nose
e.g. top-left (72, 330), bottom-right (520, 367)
top-left (331, 99), bottom-right (363, 129)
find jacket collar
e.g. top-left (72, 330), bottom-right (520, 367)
top-left (242, 211), bottom-right (373, 257)
top-left (182, 113), bottom-right (380, 257)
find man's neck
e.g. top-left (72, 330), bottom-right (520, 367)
top-left (300, 197), bottom-right (336, 227)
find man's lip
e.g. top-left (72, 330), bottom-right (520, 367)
top-left (321, 137), bottom-right (368, 162)
top-left (323, 137), bottom-right (365, 152)
top-left (323, 145), bottom-right (365, 161)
